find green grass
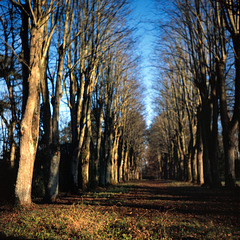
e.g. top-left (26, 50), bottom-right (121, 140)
top-left (0, 181), bottom-right (239, 239)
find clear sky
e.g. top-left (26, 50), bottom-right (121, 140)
top-left (129, 0), bottom-right (158, 127)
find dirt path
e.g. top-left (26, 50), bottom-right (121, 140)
top-left (51, 180), bottom-right (240, 220)
top-left (1, 180), bottom-right (240, 239)
top-left (1, 180), bottom-right (240, 220)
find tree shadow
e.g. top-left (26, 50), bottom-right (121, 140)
top-left (37, 180), bottom-right (240, 219)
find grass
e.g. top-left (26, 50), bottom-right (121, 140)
top-left (0, 180), bottom-right (240, 239)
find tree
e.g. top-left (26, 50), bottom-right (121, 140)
top-left (12, 0), bottom-right (62, 206)
top-left (216, 0), bottom-right (240, 188)
top-left (0, 0), bottom-right (147, 204)
top-left (67, 0), bottom-right (132, 191)
top-left (153, 0), bottom-right (233, 186)
top-left (40, 0), bottom-right (75, 202)
top-left (176, 0), bottom-right (222, 186)
top-left (0, 2), bottom-right (21, 168)
top-left (153, 12), bottom-right (201, 182)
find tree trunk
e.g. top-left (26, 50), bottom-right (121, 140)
top-left (99, 114), bottom-right (109, 186)
top-left (191, 147), bottom-right (198, 183)
top-left (40, 53), bottom-right (53, 200)
top-left (157, 151), bottom-right (162, 180)
top-left (123, 144), bottom-right (129, 181)
top-left (196, 108), bottom-right (204, 185)
top-left (47, 148), bottom-right (60, 201)
top-left (209, 69), bottom-right (221, 187)
top-left (81, 97), bottom-right (92, 191)
top-left (223, 128), bottom-right (236, 188)
top-left (111, 131), bottom-right (119, 184)
top-left (233, 36), bottom-right (240, 182)
top-left (99, 136), bottom-right (107, 186)
top-left (69, 67), bottom-right (80, 193)
top-left (91, 101), bottom-right (104, 187)
top-left (197, 142), bottom-right (204, 185)
top-left (218, 57), bottom-right (238, 188)
top-left (20, 2), bottom-right (30, 114)
top-left (46, 38), bottom-right (66, 201)
top-left (118, 144), bottom-right (124, 182)
top-left (9, 141), bottom-right (16, 168)
top-left (15, 26), bottom-right (42, 205)
top-left (199, 103), bottom-right (212, 186)
top-left (106, 129), bottom-right (113, 185)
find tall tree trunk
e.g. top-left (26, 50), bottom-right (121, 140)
top-left (233, 36), bottom-right (240, 181)
top-left (196, 107), bottom-right (204, 185)
top-left (157, 151), bottom-right (162, 180)
top-left (81, 96), bottom-right (92, 191)
top-left (20, 2), bottom-right (30, 114)
top-left (118, 140), bottom-right (124, 182)
top-left (15, 26), bottom-right (42, 205)
top-left (46, 40), bottom-right (67, 201)
top-left (191, 146), bottom-right (198, 183)
top-left (123, 143), bottom-right (129, 181)
top-left (99, 130), bottom-right (107, 186)
top-left (9, 141), bottom-right (16, 168)
top-left (106, 129), bottom-right (113, 185)
top-left (189, 116), bottom-right (198, 183)
top-left (218, 57), bottom-right (238, 188)
top-left (197, 139), bottom-right (204, 185)
top-left (46, 0), bottom-right (73, 200)
top-left (199, 102), bottom-right (212, 186)
top-left (69, 67), bottom-right (80, 193)
top-left (71, 73), bottom-right (88, 191)
top-left (223, 128), bottom-right (236, 188)
top-left (90, 100), bottom-right (104, 187)
top-left (111, 134), bottom-right (120, 184)
top-left (40, 55), bottom-right (53, 198)
top-left (209, 83), bottom-right (221, 187)
top-left (177, 134), bottom-right (184, 180)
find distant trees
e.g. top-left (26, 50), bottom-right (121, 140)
top-left (150, 0), bottom-right (239, 188)
top-left (0, 2), bottom-right (21, 168)
top-left (0, 0), bottom-right (146, 206)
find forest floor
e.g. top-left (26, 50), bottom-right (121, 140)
top-left (0, 180), bottom-right (240, 239)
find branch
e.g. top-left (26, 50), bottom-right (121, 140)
top-left (0, 36), bottom-right (30, 71)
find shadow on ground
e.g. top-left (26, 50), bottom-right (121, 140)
top-left (42, 180), bottom-right (240, 220)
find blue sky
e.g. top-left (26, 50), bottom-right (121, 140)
top-left (129, 0), bottom-right (158, 126)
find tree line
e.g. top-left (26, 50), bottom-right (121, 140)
top-left (147, 0), bottom-right (240, 188)
top-left (0, 0), bottom-right (146, 206)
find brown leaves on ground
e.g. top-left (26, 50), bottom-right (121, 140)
top-left (0, 180), bottom-right (240, 239)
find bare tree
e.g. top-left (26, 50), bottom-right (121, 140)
top-left (216, 0), bottom-right (240, 188)
top-left (67, 0), bottom-right (131, 191)
top-left (0, 2), bottom-right (21, 168)
top-left (12, 0), bottom-right (62, 206)
top-left (153, 0), bottom-right (229, 186)
top-left (40, 0), bottom-right (74, 202)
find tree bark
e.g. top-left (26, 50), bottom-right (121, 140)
top-left (106, 128), bottom-right (113, 185)
top-left (111, 132), bottom-right (120, 184)
top-left (15, 25), bottom-right (42, 205)
top-left (217, 57), bottom-right (237, 188)
top-left (196, 107), bottom-right (204, 185)
top-left (209, 70), bottom-right (221, 187)
top-left (81, 96), bottom-right (92, 191)
top-left (20, 2), bottom-right (30, 115)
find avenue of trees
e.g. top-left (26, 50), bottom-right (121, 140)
top-left (147, 0), bottom-right (240, 188)
top-left (0, 0), bottom-right (146, 206)
top-left (1, 0), bottom-right (239, 207)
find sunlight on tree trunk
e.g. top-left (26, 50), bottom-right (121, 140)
top-left (15, 24), bottom-right (42, 205)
